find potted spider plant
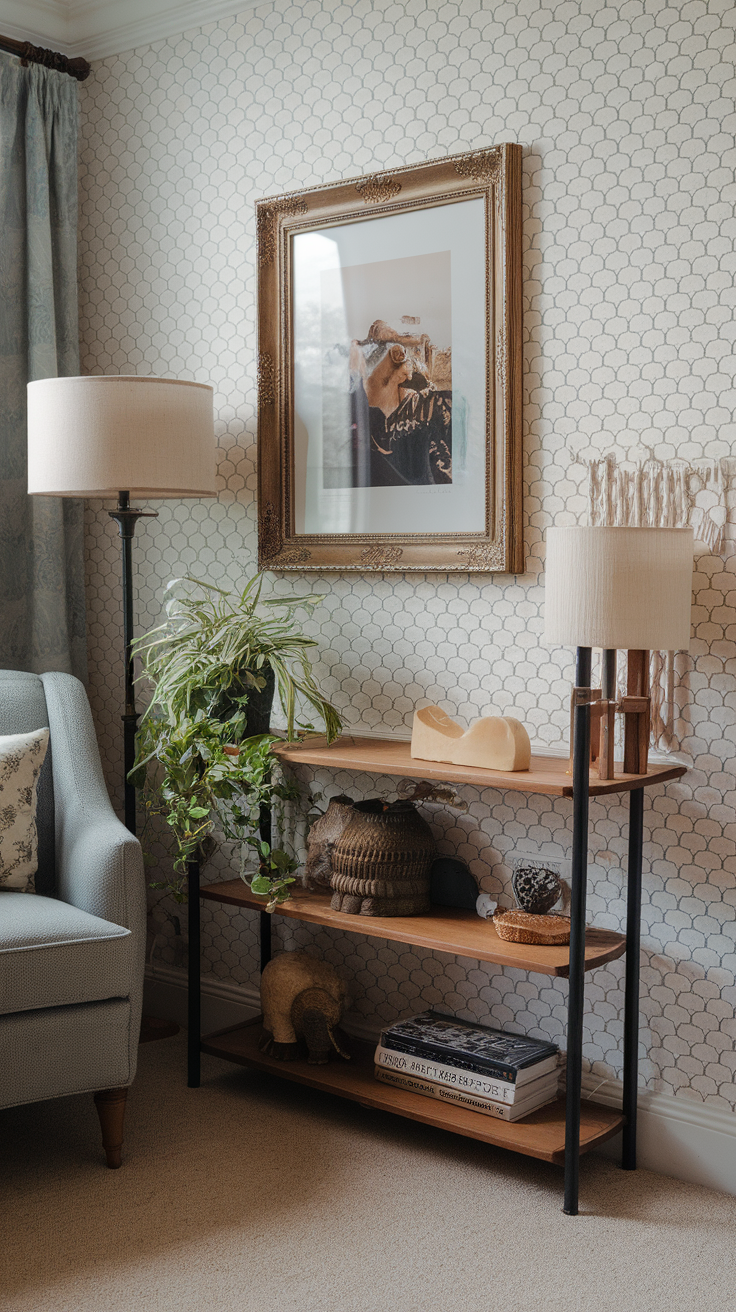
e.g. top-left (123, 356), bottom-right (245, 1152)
top-left (130, 574), bottom-right (342, 910)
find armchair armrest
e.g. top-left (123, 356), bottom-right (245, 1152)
top-left (39, 673), bottom-right (146, 943)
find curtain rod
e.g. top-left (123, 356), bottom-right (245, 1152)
top-left (0, 34), bottom-right (90, 81)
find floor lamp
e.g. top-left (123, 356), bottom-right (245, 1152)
top-left (544, 525), bottom-right (693, 1215)
top-left (27, 375), bottom-right (216, 835)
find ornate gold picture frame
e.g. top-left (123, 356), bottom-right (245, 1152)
top-left (257, 144), bottom-right (523, 573)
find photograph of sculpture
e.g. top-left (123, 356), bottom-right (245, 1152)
top-left (257, 146), bottom-right (523, 572)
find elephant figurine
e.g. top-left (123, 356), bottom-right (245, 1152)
top-left (259, 951), bottom-right (350, 1065)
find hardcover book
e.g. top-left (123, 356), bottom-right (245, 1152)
top-left (374, 1066), bottom-right (558, 1122)
top-left (380, 1011), bottom-right (558, 1085)
top-left (374, 1043), bottom-right (558, 1102)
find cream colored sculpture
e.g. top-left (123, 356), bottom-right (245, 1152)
top-left (411, 706), bottom-right (531, 772)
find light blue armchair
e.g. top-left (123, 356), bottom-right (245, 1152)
top-left (0, 671), bottom-right (146, 1167)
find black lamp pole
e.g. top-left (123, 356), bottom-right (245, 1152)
top-left (107, 491), bottom-right (157, 836)
top-left (563, 644), bottom-right (592, 1215)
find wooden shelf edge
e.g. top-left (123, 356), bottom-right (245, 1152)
top-left (199, 881), bottom-right (627, 978)
top-left (199, 1023), bottom-right (624, 1165)
top-left (272, 736), bottom-right (687, 797)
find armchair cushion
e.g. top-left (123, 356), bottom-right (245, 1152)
top-left (0, 728), bottom-right (50, 892)
top-left (0, 892), bottom-right (132, 1014)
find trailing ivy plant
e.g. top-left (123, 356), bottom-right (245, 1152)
top-left (130, 574), bottom-right (342, 910)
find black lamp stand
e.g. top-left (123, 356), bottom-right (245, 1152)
top-left (563, 644), bottom-right (646, 1214)
top-left (108, 490), bottom-right (157, 836)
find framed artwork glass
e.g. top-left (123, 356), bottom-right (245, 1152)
top-left (257, 145), bottom-right (522, 573)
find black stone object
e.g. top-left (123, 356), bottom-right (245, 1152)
top-left (512, 863), bottom-right (562, 915)
top-left (429, 857), bottom-right (478, 910)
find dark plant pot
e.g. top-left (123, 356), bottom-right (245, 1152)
top-left (212, 664), bottom-right (276, 737)
top-left (330, 799), bottom-right (435, 916)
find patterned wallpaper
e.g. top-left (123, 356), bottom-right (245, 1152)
top-left (77, 0), bottom-right (736, 1109)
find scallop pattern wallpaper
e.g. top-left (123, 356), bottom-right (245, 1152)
top-left (78, 0), bottom-right (736, 1109)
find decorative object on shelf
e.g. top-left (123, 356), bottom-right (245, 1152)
top-left (130, 573), bottom-right (342, 907)
top-left (493, 910), bottom-right (571, 945)
top-left (330, 799), bottom-right (435, 916)
top-left (27, 374), bottom-right (216, 837)
top-left (259, 951), bottom-right (350, 1064)
top-left (511, 860), bottom-right (562, 915)
top-left (397, 779), bottom-right (469, 812)
top-left (545, 525), bottom-right (694, 779)
top-left (429, 856), bottom-right (478, 910)
top-left (374, 1009), bottom-right (560, 1121)
top-left (302, 794), bottom-right (355, 891)
top-left (377, 1011), bottom-right (558, 1082)
top-left (475, 892), bottom-right (498, 919)
top-left (411, 706), bottom-right (531, 772)
top-left (374, 1064), bottom-right (558, 1122)
top-left (256, 145), bottom-right (523, 575)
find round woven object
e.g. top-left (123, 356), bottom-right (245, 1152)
top-left (493, 909), bottom-right (571, 945)
top-left (511, 863), bottom-right (562, 915)
top-left (330, 799), bottom-right (435, 916)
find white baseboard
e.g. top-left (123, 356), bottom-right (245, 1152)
top-left (144, 964), bottom-right (736, 1197)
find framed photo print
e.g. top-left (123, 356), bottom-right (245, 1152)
top-left (257, 144), bottom-right (523, 573)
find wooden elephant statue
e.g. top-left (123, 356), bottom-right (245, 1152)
top-left (259, 951), bottom-right (350, 1065)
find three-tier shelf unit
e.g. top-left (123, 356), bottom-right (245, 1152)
top-left (187, 736), bottom-right (686, 1215)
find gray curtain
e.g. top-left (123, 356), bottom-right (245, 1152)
top-left (0, 54), bottom-right (87, 681)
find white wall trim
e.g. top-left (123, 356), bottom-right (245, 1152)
top-left (0, 0), bottom-right (262, 62)
top-left (144, 963), bottom-right (736, 1197)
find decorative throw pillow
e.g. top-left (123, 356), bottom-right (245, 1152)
top-left (0, 728), bottom-right (50, 893)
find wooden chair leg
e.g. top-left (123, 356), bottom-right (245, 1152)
top-left (93, 1086), bottom-right (128, 1169)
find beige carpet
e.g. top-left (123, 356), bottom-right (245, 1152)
top-left (3, 1033), bottom-right (736, 1312)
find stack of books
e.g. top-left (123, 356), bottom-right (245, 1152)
top-left (374, 1011), bottom-right (559, 1122)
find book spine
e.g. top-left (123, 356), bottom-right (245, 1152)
top-left (374, 1066), bottom-right (523, 1120)
top-left (375, 1043), bottom-right (519, 1101)
top-left (378, 1035), bottom-right (519, 1084)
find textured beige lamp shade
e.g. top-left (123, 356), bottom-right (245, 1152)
top-left (27, 375), bottom-right (215, 497)
top-left (544, 526), bottom-right (694, 652)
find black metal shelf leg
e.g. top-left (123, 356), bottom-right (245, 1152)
top-left (187, 859), bottom-right (201, 1088)
top-left (564, 648), bottom-right (592, 1217)
top-left (622, 787), bottom-right (644, 1169)
top-left (258, 802), bottom-right (273, 972)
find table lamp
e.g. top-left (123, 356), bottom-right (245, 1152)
top-left (27, 375), bottom-right (216, 835)
top-left (543, 524), bottom-right (693, 1213)
top-left (545, 525), bottom-right (694, 777)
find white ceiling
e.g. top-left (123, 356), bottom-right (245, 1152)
top-left (0, 0), bottom-right (260, 61)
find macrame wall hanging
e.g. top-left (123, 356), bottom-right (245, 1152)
top-left (581, 454), bottom-right (731, 750)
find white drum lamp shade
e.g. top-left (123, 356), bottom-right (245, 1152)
top-left (544, 526), bottom-right (694, 652)
top-left (27, 375), bottom-right (216, 497)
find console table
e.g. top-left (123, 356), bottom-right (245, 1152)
top-left (187, 736), bottom-right (686, 1215)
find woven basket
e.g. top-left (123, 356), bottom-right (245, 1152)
top-left (493, 910), bottom-right (571, 945)
top-left (330, 799), bottom-right (435, 916)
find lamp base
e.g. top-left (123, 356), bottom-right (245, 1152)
top-left (568, 650), bottom-right (651, 781)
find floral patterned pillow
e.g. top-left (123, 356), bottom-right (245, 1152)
top-left (0, 728), bottom-right (50, 893)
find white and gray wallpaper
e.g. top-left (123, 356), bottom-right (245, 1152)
top-left (77, 0), bottom-right (736, 1110)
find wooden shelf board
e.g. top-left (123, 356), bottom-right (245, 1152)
top-left (200, 1020), bottom-right (624, 1166)
top-left (273, 736), bottom-right (686, 797)
top-left (199, 882), bottom-right (626, 977)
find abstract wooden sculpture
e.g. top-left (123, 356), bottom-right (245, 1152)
top-left (411, 706), bottom-right (531, 772)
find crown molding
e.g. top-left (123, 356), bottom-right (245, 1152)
top-left (0, 0), bottom-right (263, 61)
